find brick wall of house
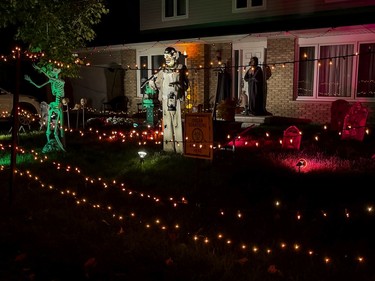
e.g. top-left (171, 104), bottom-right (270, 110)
top-left (121, 49), bottom-right (138, 114)
top-left (184, 44), bottom-right (206, 111)
top-left (86, 41), bottom-right (374, 126)
top-left (266, 38), bottom-right (332, 124)
top-left (266, 38), bottom-right (375, 125)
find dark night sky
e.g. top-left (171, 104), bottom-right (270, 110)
top-left (0, 1), bottom-right (139, 96)
top-left (0, 0), bottom-right (140, 53)
top-left (89, 1), bottom-right (140, 47)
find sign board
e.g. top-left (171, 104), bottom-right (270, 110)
top-left (184, 113), bottom-right (213, 160)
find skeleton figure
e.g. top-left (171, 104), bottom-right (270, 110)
top-left (149, 47), bottom-right (189, 153)
top-left (25, 64), bottom-right (66, 152)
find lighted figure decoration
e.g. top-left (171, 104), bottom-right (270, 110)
top-left (282, 125), bottom-right (301, 150)
top-left (141, 81), bottom-right (159, 126)
top-left (341, 102), bottom-right (368, 141)
top-left (25, 64), bottom-right (66, 152)
top-left (148, 47), bottom-right (189, 153)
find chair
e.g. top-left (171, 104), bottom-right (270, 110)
top-left (102, 96), bottom-right (129, 112)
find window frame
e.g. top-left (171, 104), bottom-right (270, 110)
top-left (357, 42), bottom-right (375, 98)
top-left (162, 0), bottom-right (188, 21)
top-left (137, 48), bottom-right (166, 97)
top-left (232, 0), bottom-right (266, 13)
top-left (297, 34), bottom-right (375, 102)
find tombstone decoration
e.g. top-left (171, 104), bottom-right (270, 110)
top-left (341, 102), bottom-right (368, 141)
top-left (282, 125), bottom-right (302, 150)
top-left (330, 99), bottom-right (350, 132)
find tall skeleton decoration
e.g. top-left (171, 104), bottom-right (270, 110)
top-left (148, 47), bottom-right (189, 153)
top-left (25, 64), bottom-right (66, 152)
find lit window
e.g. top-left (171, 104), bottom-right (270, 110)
top-left (297, 41), bottom-right (375, 100)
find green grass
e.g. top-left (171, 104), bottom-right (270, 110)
top-left (1, 123), bottom-right (375, 280)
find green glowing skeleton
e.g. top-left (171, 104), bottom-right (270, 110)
top-left (25, 64), bottom-right (66, 152)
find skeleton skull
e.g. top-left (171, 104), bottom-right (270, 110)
top-left (164, 47), bottom-right (179, 68)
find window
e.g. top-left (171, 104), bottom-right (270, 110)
top-left (297, 41), bottom-right (375, 100)
top-left (318, 44), bottom-right (353, 98)
top-left (298, 47), bottom-right (315, 97)
top-left (357, 43), bottom-right (375, 98)
top-left (233, 0), bottom-right (265, 11)
top-left (138, 49), bottom-right (165, 97)
top-left (163, 0), bottom-right (188, 20)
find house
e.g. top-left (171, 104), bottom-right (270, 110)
top-left (71, 0), bottom-right (375, 125)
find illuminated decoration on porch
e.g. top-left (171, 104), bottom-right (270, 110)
top-left (148, 47), bottom-right (189, 153)
top-left (341, 102), bottom-right (368, 141)
top-left (282, 126), bottom-right (302, 150)
top-left (24, 64), bottom-right (66, 152)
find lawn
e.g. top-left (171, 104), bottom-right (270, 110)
top-left (1, 119), bottom-right (375, 281)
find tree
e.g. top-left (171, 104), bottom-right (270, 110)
top-left (0, 0), bottom-right (109, 78)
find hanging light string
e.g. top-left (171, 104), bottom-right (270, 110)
top-left (1, 46), bottom-right (374, 72)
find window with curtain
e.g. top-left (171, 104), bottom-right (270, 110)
top-left (298, 41), bottom-right (375, 100)
top-left (318, 44), bottom-right (353, 97)
top-left (163, 0), bottom-right (188, 20)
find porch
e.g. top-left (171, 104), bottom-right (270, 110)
top-left (235, 114), bottom-right (272, 128)
top-left (235, 114), bottom-right (312, 128)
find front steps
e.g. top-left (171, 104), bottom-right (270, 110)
top-left (235, 114), bottom-right (272, 127)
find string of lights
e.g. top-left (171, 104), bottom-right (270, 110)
top-left (1, 46), bottom-right (374, 73)
top-left (0, 138), bottom-right (372, 267)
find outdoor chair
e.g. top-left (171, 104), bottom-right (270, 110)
top-left (102, 96), bottom-right (129, 112)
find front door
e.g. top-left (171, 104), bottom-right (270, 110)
top-left (232, 46), bottom-right (265, 108)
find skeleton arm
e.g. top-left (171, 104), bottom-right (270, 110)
top-left (24, 75), bottom-right (50, 88)
top-left (148, 71), bottom-right (163, 91)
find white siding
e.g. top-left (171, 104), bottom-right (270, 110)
top-left (140, 0), bottom-right (373, 31)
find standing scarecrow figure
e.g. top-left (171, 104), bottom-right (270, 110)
top-left (25, 64), bottom-right (66, 152)
top-left (148, 47), bottom-right (189, 153)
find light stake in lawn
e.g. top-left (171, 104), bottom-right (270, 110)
top-left (138, 150), bottom-right (147, 164)
top-left (296, 158), bottom-right (307, 173)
